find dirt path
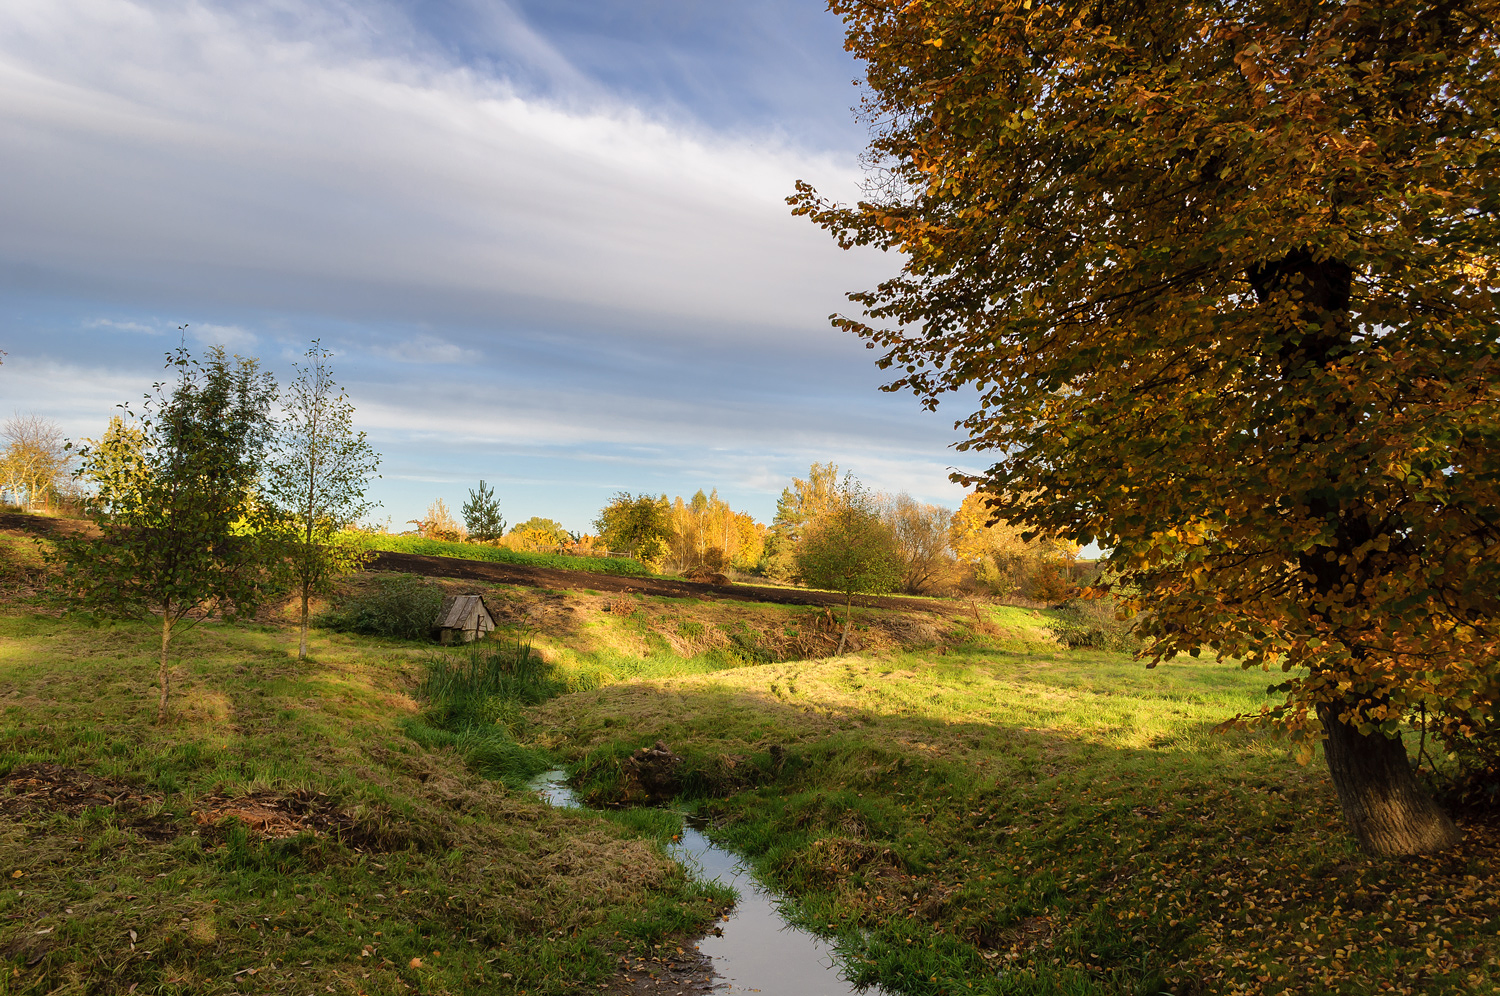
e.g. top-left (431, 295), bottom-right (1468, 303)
top-left (366, 551), bottom-right (969, 617)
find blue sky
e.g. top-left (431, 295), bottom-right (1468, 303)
top-left (0, 0), bottom-right (981, 533)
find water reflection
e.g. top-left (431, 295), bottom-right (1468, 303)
top-left (528, 770), bottom-right (888, 996)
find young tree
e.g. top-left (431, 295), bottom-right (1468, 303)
top-left (264, 342), bottom-right (381, 660)
top-left (594, 493), bottom-right (671, 561)
top-left (796, 475), bottom-right (903, 654)
top-left (78, 415), bottom-right (149, 515)
top-left (462, 480), bottom-right (505, 541)
top-left (795, 1), bottom-right (1500, 853)
top-left (54, 343), bottom-right (280, 722)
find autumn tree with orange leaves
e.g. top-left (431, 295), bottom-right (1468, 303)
top-left (794, 0), bottom-right (1500, 855)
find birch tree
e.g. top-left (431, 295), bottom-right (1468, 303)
top-left (265, 342), bottom-right (381, 660)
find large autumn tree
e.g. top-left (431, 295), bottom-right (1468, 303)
top-left (794, 0), bottom-right (1500, 855)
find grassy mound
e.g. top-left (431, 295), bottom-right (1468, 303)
top-left (366, 534), bottom-right (650, 577)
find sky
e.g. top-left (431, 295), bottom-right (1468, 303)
top-left (0, 0), bottom-right (984, 534)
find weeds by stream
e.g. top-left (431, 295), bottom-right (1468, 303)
top-left (405, 631), bottom-right (571, 788)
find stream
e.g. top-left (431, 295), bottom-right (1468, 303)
top-left (528, 770), bottom-right (890, 996)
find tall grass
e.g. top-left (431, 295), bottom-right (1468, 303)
top-left (412, 632), bottom-right (573, 786)
top-left (419, 631), bottom-right (566, 707)
top-left (369, 534), bottom-right (651, 577)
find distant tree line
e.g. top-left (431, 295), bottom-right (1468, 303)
top-left (401, 462), bottom-right (1083, 601)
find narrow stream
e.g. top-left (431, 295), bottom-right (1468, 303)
top-left (528, 770), bottom-right (890, 996)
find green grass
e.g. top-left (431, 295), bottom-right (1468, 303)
top-left (367, 534), bottom-right (651, 577)
top-left (527, 642), bottom-right (1500, 996)
top-left (0, 612), bottom-right (726, 995)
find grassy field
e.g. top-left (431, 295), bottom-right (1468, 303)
top-left (525, 632), bottom-right (1500, 996)
top-left (2, 554), bottom-right (1496, 996)
top-left (364, 534), bottom-right (650, 577)
top-left (0, 610), bottom-right (729, 995)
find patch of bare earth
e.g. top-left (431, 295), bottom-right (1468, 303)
top-left (0, 764), bottom-right (373, 847)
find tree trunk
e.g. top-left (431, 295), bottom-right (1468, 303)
top-left (1317, 703), bottom-right (1461, 855)
top-left (156, 614), bottom-right (173, 724)
top-left (299, 582), bottom-right (310, 660)
top-left (836, 592), bottom-right (852, 655)
top-left (1250, 249), bottom-right (1460, 854)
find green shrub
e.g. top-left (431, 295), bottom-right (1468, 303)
top-left (321, 574), bottom-right (444, 640)
top-left (1045, 596), bottom-right (1142, 652)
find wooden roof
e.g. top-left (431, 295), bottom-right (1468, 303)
top-left (434, 594), bottom-right (494, 630)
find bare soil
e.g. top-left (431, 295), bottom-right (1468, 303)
top-left (0, 764), bottom-right (369, 846)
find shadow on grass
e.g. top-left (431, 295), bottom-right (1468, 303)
top-left (526, 656), bottom-right (1497, 996)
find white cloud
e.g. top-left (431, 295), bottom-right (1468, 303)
top-left (84, 317), bottom-right (166, 335)
top-left (0, 0), bottom-right (884, 340)
top-left (371, 334), bottom-right (480, 365)
top-left (192, 322), bottom-right (257, 351)
top-left (0, 356), bottom-right (153, 437)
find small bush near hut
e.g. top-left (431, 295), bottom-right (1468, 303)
top-left (320, 573), bottom-right (444, 640)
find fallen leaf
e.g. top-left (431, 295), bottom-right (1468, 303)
top-left (408, 958), bottom-right (422, 969)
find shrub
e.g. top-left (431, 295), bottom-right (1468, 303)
top-left (321, 573), bottom-right (444, 640)
top-left (1046, 596), bottom-right (1142, 652)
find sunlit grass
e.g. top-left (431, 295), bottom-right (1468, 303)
top-left (0, 611), bottom-right (724, 995)
top-left (366, 533), bottom-right (650, 576)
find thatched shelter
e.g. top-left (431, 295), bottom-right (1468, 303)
top-left (433, 594), bottom-right (495, 644)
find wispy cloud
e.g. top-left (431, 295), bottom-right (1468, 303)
top-left (0, 0), bottom-right (883, 340)
top-left (85, 317), bottom-right (165, 335)
top-left (192, 323), bottom-right (257, 351)
top-left (372, 334), bottom-right (480, 365)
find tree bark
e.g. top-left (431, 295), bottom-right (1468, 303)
top-left (156, 614), bottom-right (172, 724)
top-left (837, 591), bottom-right (852, 655)
top-left (1250, 249), bottom-right (1461, 855)
top-left (299, 583), bottom-right (310, 660)
top-left (1318, 703), bottom-right (1461, 855)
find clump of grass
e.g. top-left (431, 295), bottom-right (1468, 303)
top-left (413, 633), bottom-right (573, 786)
top-left (420, 631), bottom-right (560, 705)
top-left (320, 573), bottom-right (444, 639)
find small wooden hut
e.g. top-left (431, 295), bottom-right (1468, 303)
top-left (433, 594), bottom-right (496, 644)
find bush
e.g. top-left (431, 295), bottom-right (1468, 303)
top-left (1427, 720), bottom-right (1500, 814)
top-left (321, 574), bottom-right (444, 640)
top-left (1046, 596), bottom-right (1142, 652)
